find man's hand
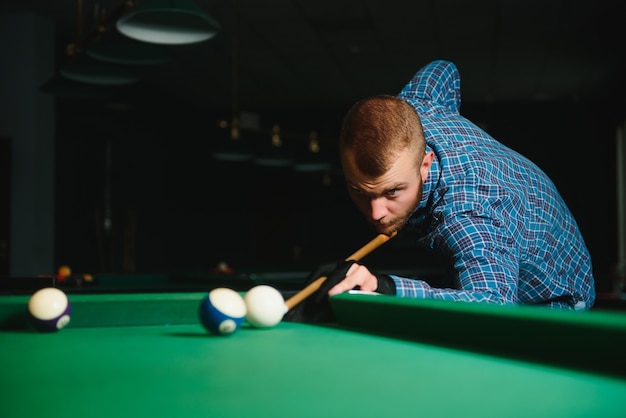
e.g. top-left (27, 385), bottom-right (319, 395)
top-left (327, 262), bottom-right (379, 295)
top-left (283, 260), bottom-right (396, 323)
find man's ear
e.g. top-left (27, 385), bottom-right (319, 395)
top-left (420, 151), bottom-right (434, 181)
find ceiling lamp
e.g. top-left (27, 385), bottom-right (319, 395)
top-left (55, 0), bottom-right (141, 86)
top-left (293, 131), bottom-right (332, 172)
top-left (40, 75), bottom-right (117, 99)
top-left (59, 55), bottom-right (140, 85)
top-left (86, 39), bottom-right (172, 65)
top-left (255, 125), bottom-right (293, 167)
top-left (116, 0), bottom-right (221, 45)
top-left (212, 117), bottom-right (253, 162)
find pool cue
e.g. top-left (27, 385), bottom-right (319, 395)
top-left (284, 231), bottom-right (397, 311)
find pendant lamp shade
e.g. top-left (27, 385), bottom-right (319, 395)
top-left (293, 132), bottom-right (332, 172)
top-left (213, 142), bottom-right (253, 162)
top-left (40, 75), bottom-right (116, 99)
top-left (254, 125), bottom-right (293, 167)
top-left (292, 153), bottom-right (332, 172)
top-left (213, 118), bottom-right (253, 162)
top-left (86, 40), bottom-right (172, 65)
top-left (59, 56), bottom-right (140, 85)
top-left (255, 147), bottom-right (293, 167)
top-left (116, 0), bottom-right (220, 45)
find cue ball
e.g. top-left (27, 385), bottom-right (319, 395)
top-left (198, 288), bottom-right (247, 336)
top-left (27, 287), bottom-right (71, 332)
top-left (244, 285), bottom-right (287, 328)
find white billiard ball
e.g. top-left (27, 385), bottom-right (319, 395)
top-left (244, 285), bottom-right (287, 328)
top-left (28, 288), bottom-right (71, 332)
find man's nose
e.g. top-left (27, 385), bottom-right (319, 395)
top-left (369, 198), bottom-right (388, 222)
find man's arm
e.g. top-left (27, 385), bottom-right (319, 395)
top-left (392, 212), bottom-right (520, 304)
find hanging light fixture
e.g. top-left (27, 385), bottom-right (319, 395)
top-left (87, 39), bottom-right (172, 65)
top-left (116, 0), bottom-right (221, 45)
top-left (212, 0), bottom-right (253, 162)
top-left (255, 124), bottom-right (293, 167)
top-left (57, 0), bottom-right (141, 86)
top-left (60, 55), bottom-right (140, 85)
top-left (40, 75), bottom-right (117, 99)
top-left (212, 117), bottom-right (253, 161)
top-left (86, 3), bottom-right (173, 65)
top-left (293, 131), bottom-right (332, 172)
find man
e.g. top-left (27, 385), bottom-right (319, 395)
top-left (320, 60), bottom-right (595, 311)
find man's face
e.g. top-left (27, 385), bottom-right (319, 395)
top-left (342, 148), bottom-right (433, 235)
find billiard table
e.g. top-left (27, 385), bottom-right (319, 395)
top-left (0, 269), bottom-right (312, 294)
top-left (1, 288), bottom-right (625, 418)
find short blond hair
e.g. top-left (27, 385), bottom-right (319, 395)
top-left (339, 95), bottom-right (425, 177)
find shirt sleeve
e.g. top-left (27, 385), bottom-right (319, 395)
top-left (391, 209), bottom-right (520, 304)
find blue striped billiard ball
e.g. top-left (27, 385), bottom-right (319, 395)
top-left (198, 288), bottom-right (247, 336)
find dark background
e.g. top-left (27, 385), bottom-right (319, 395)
top-left (1, 1), bottom-right (625, 294)
top-left (54, 94), bottom-right (620, 294)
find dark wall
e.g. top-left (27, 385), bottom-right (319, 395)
top-left (0, 137), bottom-right (10, 276)
top-left (54, 93), bottom-right (621, 293)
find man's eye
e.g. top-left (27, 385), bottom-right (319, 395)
top-left (386, 189), bottom-right (398, 196)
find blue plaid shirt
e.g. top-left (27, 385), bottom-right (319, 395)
top-left (393, 60), bottom-right (595, 310)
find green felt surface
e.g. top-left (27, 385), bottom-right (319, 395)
top-left (1, 321), bottom-right (626, 418)
top-left (0, 292), bottom-right (207, 329)
top-left (2, 291), bottom-right (626, 417)
top-left (331, 293), bottom-right (626, 378)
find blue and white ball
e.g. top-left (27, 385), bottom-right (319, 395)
top-left (198, 288), bottom-right (247, 336)
top-left (28, 288), bottom-right (71, 332)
